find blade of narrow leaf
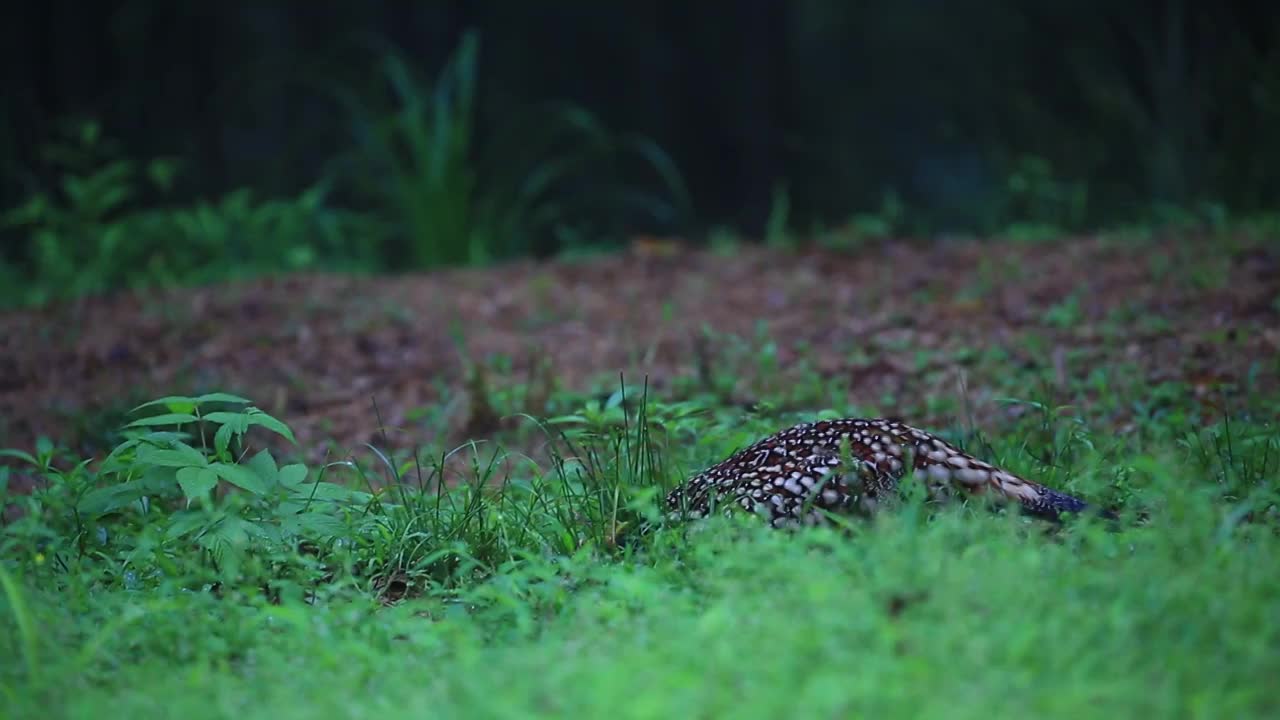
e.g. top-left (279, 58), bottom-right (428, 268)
top-left (0, 449), bottom-right (38, 465)
top-left (0, 564), bottom-right (39, 680)
top-left (193, 392), bottom-right (252, 405)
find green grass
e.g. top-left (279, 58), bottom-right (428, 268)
top-left (6, 504), bottom-right (1278, 718)
top-left (2, 366), bottom-right (1279, 718)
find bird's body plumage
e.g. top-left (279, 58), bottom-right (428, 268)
top-left (664, 418), bottom-right (1093, 527)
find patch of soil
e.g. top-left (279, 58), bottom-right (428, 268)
top-left (2, 233), bottom-right (1277, 468)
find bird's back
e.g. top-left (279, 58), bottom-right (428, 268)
top-left (665, 418), bottom-right (1093, 527)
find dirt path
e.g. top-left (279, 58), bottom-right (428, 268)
top-left (3, 233), bottom-right (1277, 465)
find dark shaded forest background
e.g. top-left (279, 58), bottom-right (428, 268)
top-left (2, 1), bottom-right (1279, 306)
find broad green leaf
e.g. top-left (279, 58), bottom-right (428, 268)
top-left (205, 409), bottom-right (297, 444)
top-left (277, 463), bottom-right (307, 489)
top-left (247, 520), bottom-right (284, 544)
top-left (166, 510), bottom-right (217, 540)
top-left (246, 449), bottom-right (279, 485)
top-left (125, 413), bottom-right (199, 428)
top-left (198, 516), bottom-right (251, 550)
top-left (281, 512), bottom-right (348, 539)
top-left (209, 463), bottom-right (268, 495)
top-left (100, 438), bottom-right (143, 470)
top-left (77, 480), bottom-right (148, 516)
top-left (137, 443), bottom-right (207, 468)
top-left (202, 411), bottom-right (244, 424)
top-left (203, 412), bottom-right (251, 436)
top-left (134, 431), bottom-right (190, 445)
top-left (290, 481), bottom-right (364, 503)
top-left (176, 467), bottom-right (218, 503)
top-left (138, 465), bottom-right (179, 494)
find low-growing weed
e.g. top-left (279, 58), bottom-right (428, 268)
top-left (1, 379), bottom-right (1277, 718)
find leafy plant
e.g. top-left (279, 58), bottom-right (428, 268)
top-left (328, 30), bottom-right (691, 269)
top-left (845, 189), bottom-right (906, 244)
top-left (0, 119), bottom-right (378, 308)
top-left (94, 393), bottom-right (366, 545)
top-left (997, 153), bottom-right (1090, 239)
top-left (134, 184), bottom-right (383, 282)
top-left (0, 119), bottom-right (176, 305)
top-left (1, 393), bottom-right (371, 591)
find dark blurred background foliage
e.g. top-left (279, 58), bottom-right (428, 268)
top-left (2, 1), bottom-right (1278, 306)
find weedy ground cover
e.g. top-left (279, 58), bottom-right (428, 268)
top-left (2, 364), bottom-right (1277, 718)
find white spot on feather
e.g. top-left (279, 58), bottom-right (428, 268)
top-left (955, 468), bottom-right (990, 485)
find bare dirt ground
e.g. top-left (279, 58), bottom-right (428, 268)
top-left (2, 233), bottom-right (1278, 468)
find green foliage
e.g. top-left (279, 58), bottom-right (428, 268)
top-left (2, 329), bottom-right (1278, 716)
top-left (3, 222), bottom-right (1278, 719)
top-left (3, 405), bottom-right (1279, 716)
top-left (764, 181), bottom-right (795, 249)
top-left (329, 31), bottom-right (691, 269)
top-left (847, 189), bottom-right (907, 242)
top-left (8, 5), bottom-right (1280, 278)
top-left (2, 32), bottom-right (693, 306)
top-left (1, 120), bottom-right (379, 308)
top-left (996, 154), bottom-right (1091, 240)
top-left (0, 393), bottom-right (371, 595)
top-left (0, 382), bottom-right (690, 605)
top-left (1, 119), bottom-right (171, 304)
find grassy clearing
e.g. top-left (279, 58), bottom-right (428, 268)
top-left (2, 356), bottom-right (1278, 717)
top-left (7, 500), bottom-right (1279, 719)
